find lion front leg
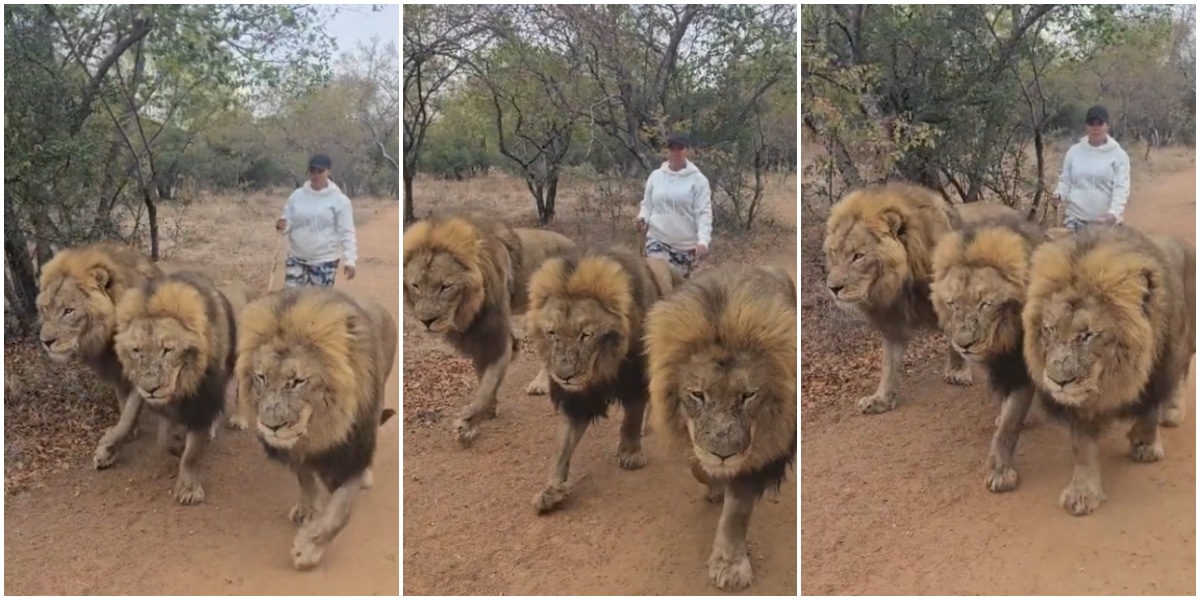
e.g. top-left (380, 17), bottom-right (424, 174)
top-left (289, 464), bottom-right (322, 525)
top-left (533, 415), bottom-right (590, 514)
top-left (94, 391), bottom-right (144, 470)
top-left (453, 340), bottom-right (512, 447)
top-left (292, 475), bottom-right (363, 571)
top-left (943, 343), bottom-right (973, 386)
top-left (224, 377), bottom-right (252, 431)
top-left (1127, 408), bottom-right (1165, 463)
top-left (616, 397), bottom-right (648, 470)
top-left (857, 338), bottom-right (905, 414)
top-left (985, 386), bottom-right (1034, 493)
top-left (690, 460), bottom-right (726, 503)
top-left (173, 429), bottom-right (209, 506)
top-left (524, 366), bottom-right (550, 396)
top-left (1059, 421), bottom-right (1106, 516)
top-left (707, 483), bottom-right (757, 591)
top-left (113, 387), bottom-right (142, 441)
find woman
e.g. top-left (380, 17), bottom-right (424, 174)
top-left (275, 153), bottom-right (358, 287)
top-left (635, 133), bottom-right (714, 278)
top-left (1051, 105), bottom-right (1132, 232)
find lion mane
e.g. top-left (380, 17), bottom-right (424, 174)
top-left (235, 286), bottom-right (398, 570)
top-left (645, 264), bottom-right (796, 592)
top-left (525, 246), bottom-right (682, 515)
top-left (823, 181), bottom-right (1021, 414)
top-left (930, 214), bottom-right (1050, 493)
top-left (100, 271), bottom-right (236, 505)
top-left (402, 213), bottom-right (577, 446)
top-left (1022, 225), bottom-right (1196, 516)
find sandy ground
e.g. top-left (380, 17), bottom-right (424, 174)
top-left (3, 208), bottom-right (402, 595)
top-left (401, 185), bottom-right (798, 595)
top-left (801, 167), bottom-right (1197, 595)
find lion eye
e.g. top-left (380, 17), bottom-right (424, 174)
top-left (852, 252), bottom-right (864, 262)
top-left (546, 329), bottom-right (557, 339)
top-left (689, 390), bottom-right (706, 404)
top-left (291, 377), bottom-right (308, 388)
top-left (580, 331), bottom-right (593, 342)
top-left (252, 372), bottom-right (266, 385)
top-left (1079, 331), bottom-right (1097, 343)
top-left (161, 347), bottom-right (172, 357)
top-left (740, 390), bottom-right (759, 405)
top-left (132, 347), bottom-right (142, 356)
top-left (408, 282), bottom-right (419, 291)
top-left (61, 307), bottom-right (74, 317)
top-left (439, 283), bottom-right (452, 293)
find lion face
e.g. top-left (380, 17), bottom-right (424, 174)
top-left (1030, 298), bottom-right (1113, 406)
top-left (822, 221), bottom-right (907, 309)
top-left (242, 347), bottom-right (321, 449)
top-left (531, 296), bottom-right (626, 392)
top-left (930, 266), bottom-right (1023, 362)
top-left (403, 251), bottom-right (483, 333)
top-left (674, 349), bottom-right (775, 478)
top-left (36, 277), bottom-right (106, 363)
top-left (113, 318), bottom-right (197, 406)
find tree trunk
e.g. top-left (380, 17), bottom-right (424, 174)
top-left (404, 172), bottom-right (415, 224)
top-left (4, 227), bottom-right (40, 327)
top-left (142, 187), bottom-right (160, 261)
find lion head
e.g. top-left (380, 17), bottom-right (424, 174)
top-left (35, 243), bottom-right (160, 363)
top-left (823, 183), bottom-right (956, 311)
top-left (1022, 227), bottom-right (1171, 410)
top-left (527, 252), bottom-right (641, 393)
top-left (402, 215), bottom-right (513, 334)
top-left (931, 222), bottom-right (1039, 362)
top-left (237, 287), bottom-right (380, 454)
top-left (647, 266), bottom-right (797, 479)
top-left (113, 276), bottom-right (218, 406)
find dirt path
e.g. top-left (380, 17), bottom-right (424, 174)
top-left (3, 208), bottom-right (402, 595)
top-left (801, 169), bottom-right (1197, 595)
top-left (402, 189), bottom-right (798, 595)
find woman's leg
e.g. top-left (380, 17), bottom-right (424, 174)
top-left (309, 259), bottom-right (340, 288)
top-left (284, 256), bottom-right (308, 288)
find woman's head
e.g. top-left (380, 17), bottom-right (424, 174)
top-left (307, 154), bottom-right (333, 188)
top-left (1085, 105), bottom-right (1109, 144)
top-left (665, 133), bottom-right (690, 167)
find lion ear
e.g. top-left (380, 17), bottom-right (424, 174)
top-left (90, 266), bottom-right (112, 291)
top-left (1140, 269), bottom-right (1156, 317)
top-left (881, 208), bottom-right (907, 239)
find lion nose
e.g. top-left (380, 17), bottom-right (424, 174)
top-left (1049, 374), bottom-right (1077, 387)
top-left (263, 421), bottom-right (285, 432)
top-left (39, 336), bottom-right (56, 349)
top-left (145, 384), bottom-right (163, 395)
top-left (828, 284), bottom-right (844, 295)
top-left (419, 318), bottom-right (436, 329)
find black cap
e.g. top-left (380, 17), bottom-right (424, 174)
top-left (1085, 105), bottom-right (1109, 124)
top-left (308, 153), bottom-right (333, 170)
top-left (666, 132), bottom-right (690, 149)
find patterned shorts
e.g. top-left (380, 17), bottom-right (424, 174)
top-left (1064, 216), bottom-right (1120, 233)
top-left (645, 239), bottom-right (699, 279)
top-left (284, 256), bottom-right (340, 288)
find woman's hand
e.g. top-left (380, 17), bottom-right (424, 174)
top-left (1050, 193), bottom-right (1062, 205)
top-left (275, 218), bottom-right (287, 232)
top-left (695, 244), bottom-right (708, 257)
top-left (634, 217), bottom-right (647, 234)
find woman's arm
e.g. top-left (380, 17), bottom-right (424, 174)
top-left (636, 175), bottom-right (654, 223)
top-left (277, 192), bottom-right (296, 231)
top-left (1108, 149), bottom-right (1131, 222)
top-left (695, 176), bottom-right (713, 248)
top-left (1053, 145), bottom-right (1075, 199)
top-left (333, 196), bottom-right (358, 267)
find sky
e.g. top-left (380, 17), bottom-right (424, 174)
top-left (323, 3), bottom-right (400, 57)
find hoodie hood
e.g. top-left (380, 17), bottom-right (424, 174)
top-left (1076, 134), bottom-right (1121, 153)
top-left (302, 179), bottom-right (343, 196)
top-left (658, 160), bottom-right (702, 177)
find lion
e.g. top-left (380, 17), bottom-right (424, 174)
top-left (98, 270), bottom-right (236, 506)
top-left (645, 264), bottom-right (796, 592)
top-left (402, 213), bottom-right (578, 446)
top-left (235, 286), bottom-right (398, 570)
top-left (822, 182), bottom-right (1021, 414)
top-left (1023, 225), bottom-right (1196, 516)
top-left (525, 247), bottom-right (684, 514)
top-left (929, 214), bottom-right (1051, 493)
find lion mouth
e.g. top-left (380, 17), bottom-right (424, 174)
top-left (1043, 380), bottom-right (1090, 406)
top-left (550, 373), bottom-right (587, 392)
top-left (257, 422), bottom-right (302, 448)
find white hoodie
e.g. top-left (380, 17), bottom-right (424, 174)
top-left (279, 180), bottom-right (358, 266)
top-left (1054, 135), bottom-right (1131, 223)
top-left (637, 160), bottom-right (713, 250)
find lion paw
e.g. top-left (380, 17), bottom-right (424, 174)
top-left (174, 477), bottom-right (206, 506)
top-left (617, 449), bottom-right (647, 470)
top-left (944, 366), bottom-right (973, 386)
top-left (708, 551), bottom-right (754, 591)
top-left (1129, 440), bottom-right (1164, 463)
top-left (534, 483), bottom-right (568, 514)
top-left (453, 405), bottom-right (497, 448)
top-left (524, 373), bottom-right (549, 396)
top-left (1160, 406), bottom-right (1184, 428)
top-left (288, 502), bottom-right (318, 525)
top-left (291, 530), bottom-right (326, 571)
top-left (361, 467), bottom-right (374, 490)
top-left (226, 413), bottom-right (251, 431)
top-left (93, 444), bottom-right (117, 470)
top-left (985, 465), bottom-right (1019, 493)
top-left (856, 391), bottom-right (897, 415)
top-left (1059, 480), bottom-right (1106, 516)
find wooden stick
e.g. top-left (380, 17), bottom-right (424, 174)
top-left (266, 232), bottom-right (283, 293)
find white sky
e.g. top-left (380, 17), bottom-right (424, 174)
top-left (324, 3), bottom-right (400, 56)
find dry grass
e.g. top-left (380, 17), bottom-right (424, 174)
top-left (4, 190), bottom-right (393, 495)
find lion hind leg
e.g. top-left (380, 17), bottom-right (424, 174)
top-left (1159, 375), bottom-right (1189, 427)
top-left (616, 397), bottom-right (647, 470)
top-left (708, 484), bottom-right (757, 591)
top-left (1128, 408), bottom-right (1165, 463)
top-left (534, 415), bottom-right (590, 514)
top-left (224, 377), bottom-right (252, 431)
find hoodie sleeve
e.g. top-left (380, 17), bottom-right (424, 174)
top-left (1054, 145), bottom-right (1076, 200)
top-left (637, 173), bottom-right (653, 221)
top-left (695, 175), bottom-right (713, 247)
top-left (333, 194), bottom-right (358, 266)
top-left (1108, 148), bottom-right (1131, 222)
top-left (280, 190), bottom-right (296, 223)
